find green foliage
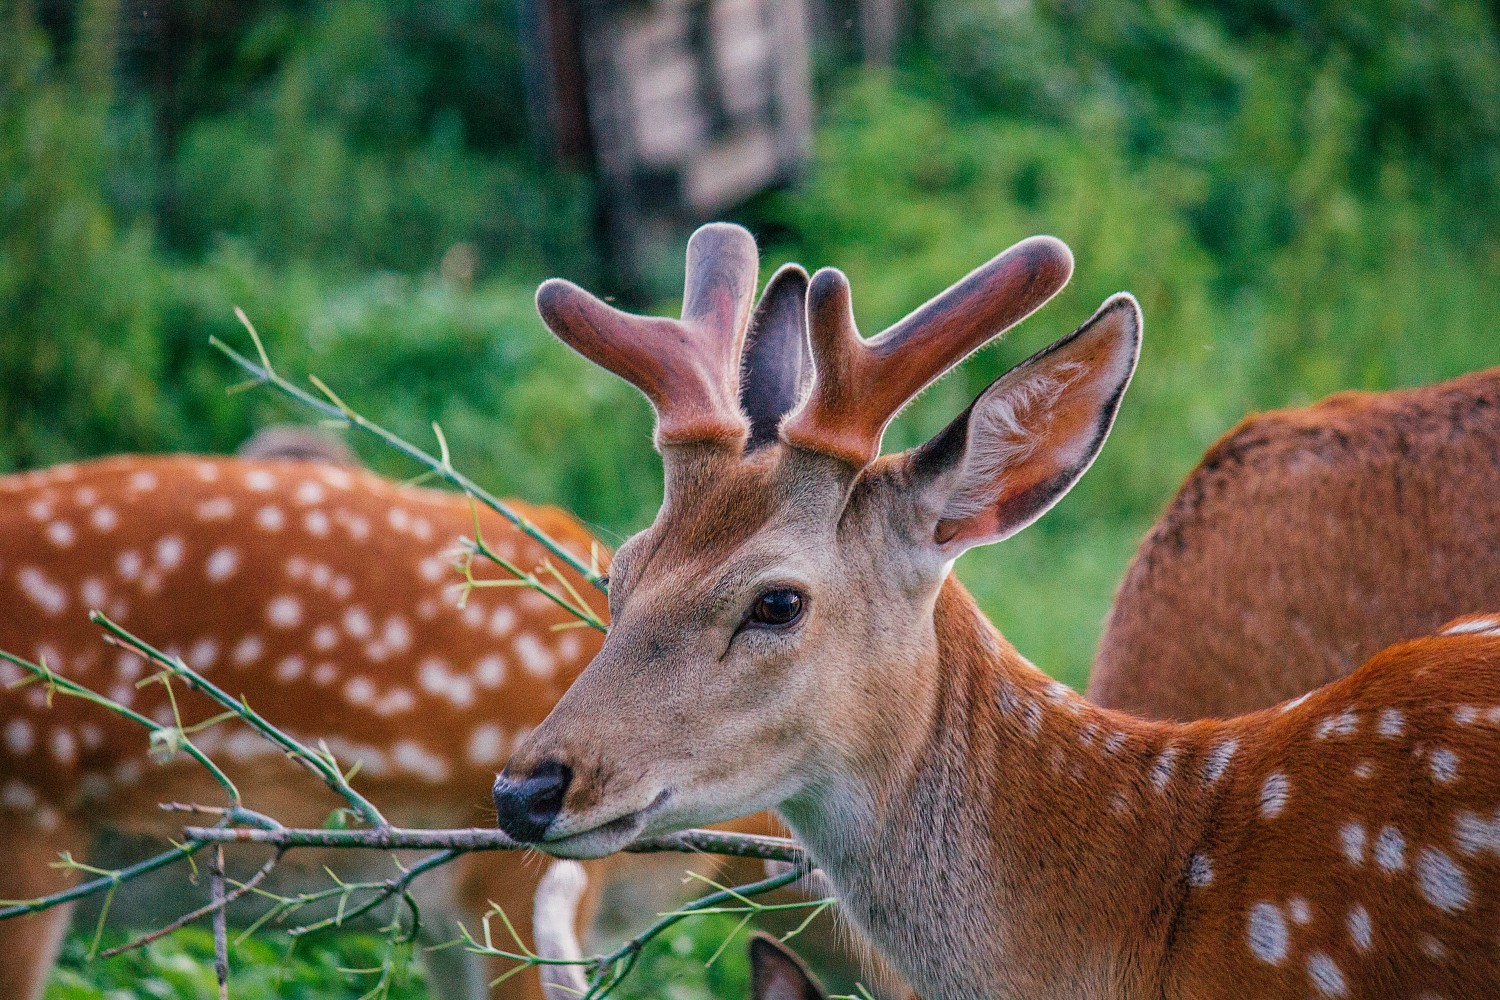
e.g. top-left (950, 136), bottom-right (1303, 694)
top-left (47, 928), bottom-right (428, 1000)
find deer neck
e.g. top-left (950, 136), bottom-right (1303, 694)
top-left (778, 576), bottom-right (1215, 1000)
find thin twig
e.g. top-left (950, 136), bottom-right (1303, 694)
top-left (211, 317), bottom-right (605, 591)
top-left (97, 849), bottom-right (284, 958)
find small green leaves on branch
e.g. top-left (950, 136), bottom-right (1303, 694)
top-left (212, 311), bottom-right (608, 593)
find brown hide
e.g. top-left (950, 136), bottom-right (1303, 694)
top-left (1089, 366), bottom-right (1500, 720)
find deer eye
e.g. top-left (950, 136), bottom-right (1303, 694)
top-left (751, 589), bottom-right (804, 627)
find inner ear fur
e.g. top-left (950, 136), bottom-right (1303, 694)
top-left (908, 293), bottom-right (1142, 553)
top-left (748, 933), bottom-right (825, 1000)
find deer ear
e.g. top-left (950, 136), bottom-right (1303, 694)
top-left (905, 294), bottom-right (1141, 555)
top-left (741, 264), bottom-right (811, 450)
top-left (748, 933), bottom-right (825, 1000)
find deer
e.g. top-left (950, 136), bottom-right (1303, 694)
top-left (533, 858), bottom-right (830, 1000)
top-left (491, 222), bottom-right (1500, 998)
top-left (0, 445), bottom-right (620, 1000)
top-left (1088, 365), bottom-right (1500, 721)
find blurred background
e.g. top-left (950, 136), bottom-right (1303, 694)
top-left (5, 0), bottom-right (1498, 995)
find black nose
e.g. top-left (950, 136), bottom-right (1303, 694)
top-left (493, 760), bottom-right (572, 842)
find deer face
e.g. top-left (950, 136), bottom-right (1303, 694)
top-left (493, 224), bottom-right (1139, 858)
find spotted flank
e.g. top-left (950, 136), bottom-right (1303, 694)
top-left (0, 454), bottom-right (606, 830)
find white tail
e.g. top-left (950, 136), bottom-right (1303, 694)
top-left (1089, 366), bottom-right (1500, 720)
top-left (0, 452), bottom-right (607, 1000)
top-left (496, 224), bottom-right (1500, 997)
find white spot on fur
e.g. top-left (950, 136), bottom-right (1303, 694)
top-left (267, 595), bottom-right (302, 628)
top-left (18, 567), bottom-right (67, 615)
top-left (1259, 773), bottom-right (1290, 818)
top-left (1315, 709), bottom-right (1358, 739)
top-left (1429, 748), bottom-right (1459, 783)
top-left (1416, 847), bottom-right (1470, 912)
top-left (1420, 935), bottom-right (1446, 960)
top-left (117, 550), bottom-right (143, 580)
top-left (1288, 897), bottom-right (1312, 924)
top-left (391, 739), bottom-right (451, 781)
top-left (1454, 705), bottom-right (1478, 725)
top-left (373, 688), bottom-right (416, 717)
top-left (1202, 738), bottom-right (1239, 784)
top-left (188, 638), bottom-right (218, 670)
top-left (91, 506), bottom-right (117, 531)
top-left (312, 663), bottom-right (338, 686)
top-left (256, 506), bottom-right (285, 531)
top-left (206, 547), bottom-right (240, 582)
top-left (1352, 760), bottom-right (1374, 779)
top-left (1340, 822), bottom-right (1366, 865)
top-left (489, 605), bottom-right (517, 636)
top-left (196, 497), bottom-right (234, 521)
top-left (1374, 826), bottom-right (1405, 871)
top-left (312, 625), bottom-right (339, 651)
top-left (1151, 748), bottom-right (1178, 792)
top-left (5, 718), bottom-right (35, 755)
top-left (344, 676), bottom-right (376, 707)
top-left (275, 656), bottom-right (305, 682)
top-left (50, 728), bottom-right (77, 765)
top-left (155, 535), bottom-right (184, 570)
top-left (246, 469), bottom-right (276, 491)
top-left (513, 633), bottom-right (556, 679)
top-left (2, 780), bottom-right (38, 811)
top-left (232, 636), bottom-right (264, 666)
top-left (46, 520), bottom-right (75, 547)
top-left (1377, 708), bottom-right (1404, 738)
top-left (295, 481), bottom-right (325, 505)
top-left (1347, 904), bottom-right (1372, 950)
top-left (80, 577), bottom-right (107, 608)
top-left (129, 470), bottom-right (157, 492)
top-left (475, 656), bottom-right (506, 689)
top-left (1187, 854), bottom-right (1213, 887)
top-left (381, 616), bottom-right (411, 652)
top-left (1453, 810), bottom-right (1500, 856)
top-left (303, 510), bottom-right (331, 536)
top-left (466, 724), bottom-right (506, 765)
top-left (343, 606), bottom-right (373, 639)
top-left (1247, 902), bottom-right (1288, 964)
top-left (1306, 953), bottom-right (1347, 997)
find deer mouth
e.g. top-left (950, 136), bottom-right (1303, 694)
top-left (539, 789), bottom-right (673, 859)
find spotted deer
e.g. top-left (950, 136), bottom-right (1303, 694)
top-left (493, 223), bottom-right (1500, 998)
top-left (1088, 367), bottom-right (1500, 721)
top-left (0, 449), bottom-right (616, 1000)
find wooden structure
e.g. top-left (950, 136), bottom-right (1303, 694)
top-left (519, 0), bottom-right (813, 290)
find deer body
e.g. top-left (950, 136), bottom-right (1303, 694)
top-left (493, 223), bottom-right (1500, 999)
top-left (0, 453), bottom-right (605, 1000)
top-left (1089, 367), bottom-right (1500, 721)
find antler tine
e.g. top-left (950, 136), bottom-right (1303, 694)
top-left (536, 222), bottom-right (761, 449)
top-left (781, 235), bottom-right (1075, 466)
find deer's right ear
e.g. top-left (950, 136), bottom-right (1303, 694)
top-left (903, 293), bottom-right (1142, 556)
top-left (748, 933), bottom-right (825, 1000)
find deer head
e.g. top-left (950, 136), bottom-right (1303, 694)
top-left (493, 223), bottom-right (1140, 858)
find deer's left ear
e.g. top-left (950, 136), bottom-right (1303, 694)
top-left (903, 293), bottom-right (1141, 556)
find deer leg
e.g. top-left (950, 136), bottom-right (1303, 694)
top-left (449, 853), bottom-right (606, 1000)
top-left (0, 816), bottom-right (89, 1000)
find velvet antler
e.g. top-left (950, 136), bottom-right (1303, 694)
top-left (536, 223), bottom-right (761, 449)
top-left (781, 236), bottom-right (1075, 466)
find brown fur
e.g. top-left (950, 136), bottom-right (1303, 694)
top-left (501, 226), bottom-right (1500, 996)
top-left (1089, 366), bottom-right (1500, 720)
top-left (0, 454), bottom-right (611, 999)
